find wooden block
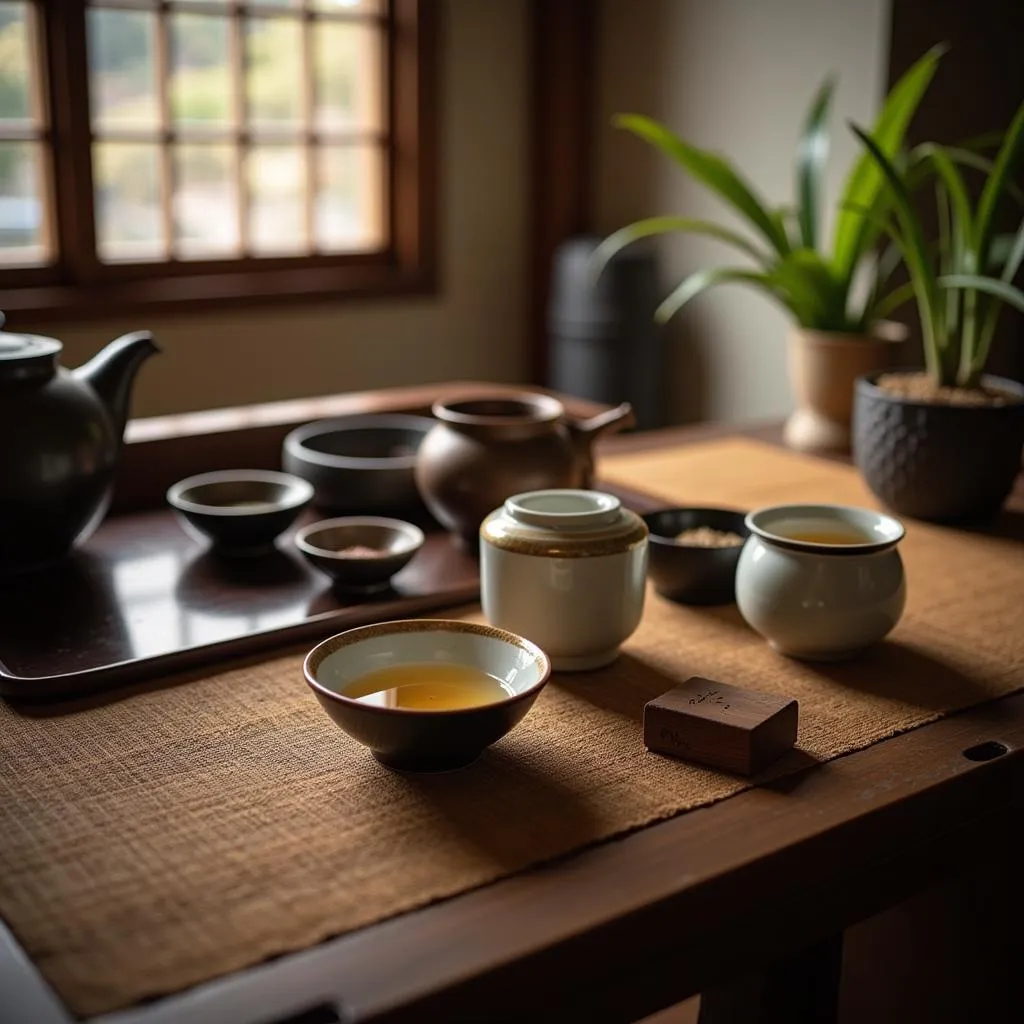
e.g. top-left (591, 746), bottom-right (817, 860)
top-left (643, 677), bottom-right (798, 776)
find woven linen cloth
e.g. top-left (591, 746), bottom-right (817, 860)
top-left (2, 438), bottom-right (1023, 1016)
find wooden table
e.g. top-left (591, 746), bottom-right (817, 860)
top-left (2, 385), bottom-right (1022, 1024)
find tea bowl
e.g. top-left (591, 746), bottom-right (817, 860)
top-left (304, 619), bottom-right (551, 772)
top-left (735, 503), bottom-right (906, 661)
top-left (167, 470), bottom-right (313, 555)
top-left (480, 489), bottom-right (648, 671)
top-left (642, 507), bottom-right (749, 605)
top-left (283, 414), bottom-right (434, 515)
top-left (295, 516), bottom-right (424, 592)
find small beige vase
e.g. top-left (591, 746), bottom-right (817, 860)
top-left (783, 325), bottom-right (905, 453)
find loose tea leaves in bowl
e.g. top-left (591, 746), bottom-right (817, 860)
top-left (673, 526), bottom-right (744, 548)
top-left (337, 545), bottom-right (385, 559)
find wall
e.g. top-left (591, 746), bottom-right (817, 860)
top-left (593, 0), bottom-right (892, 424)
top-left (26, 0), bottom-right (529, 418)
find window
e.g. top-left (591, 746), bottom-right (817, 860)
top-left (0, 0), bottom-right (435, 318)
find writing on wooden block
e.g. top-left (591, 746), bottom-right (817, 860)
top-left (643, 677), bottom-right (798, 776)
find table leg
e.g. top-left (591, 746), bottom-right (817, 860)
top-left (696, 932), bottom-right (843, 1024)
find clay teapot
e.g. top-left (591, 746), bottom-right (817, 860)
top-left (414, 392), bottom-right (635, 544)
top-left (0, 313), bottom-right (159, 575)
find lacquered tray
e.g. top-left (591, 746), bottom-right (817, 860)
top-left (0, 484), bottom-right (661, 702)
top-left (0, 504), bottom-right (483, 702)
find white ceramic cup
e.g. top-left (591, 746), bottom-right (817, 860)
top-left (479, 489), bottom-right (648, 671)
top-left (735, 503), bottom-right (906, 661)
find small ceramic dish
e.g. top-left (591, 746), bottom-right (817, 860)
top-left (167, 469), bottom-right (313, 555)
top-left (304, 619), bottom-right (551, 772)
top-left (295, 516), bottom-right (425, 592)
top-left (642, 507), bottom-right (749, 605)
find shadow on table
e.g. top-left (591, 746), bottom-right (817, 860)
top-left (392, 747), bottom-right (603, 871)
top-left (803, 639), bottom-right (998, 713)
top-left (550, 651), bottom-right (688, 722)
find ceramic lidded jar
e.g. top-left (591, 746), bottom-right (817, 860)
top-left (414, 392), bottom-right (635, 545)
top-left (480, 489), bottom-right (648, 671)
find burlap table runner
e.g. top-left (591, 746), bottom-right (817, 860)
top-left (2, 439), bottom-right (1023, 1016)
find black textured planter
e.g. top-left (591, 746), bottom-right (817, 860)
top-left (852, 371), bottom-right (1024, 523)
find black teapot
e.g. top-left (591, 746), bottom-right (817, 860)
top-left (0, 313), bottom-right (159, 575)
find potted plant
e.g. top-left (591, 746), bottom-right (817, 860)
top-left (848, 101), bottom-right (1024, 523)
top-left (593, 47), bottom-right (945, 453)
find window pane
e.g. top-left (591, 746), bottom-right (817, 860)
top-left (317, 145), bottom-right (383, 252)
top-left (94, 143), bottom-right (165, 262)
top-left (246, 17), bottom-right (302, 132)
top-left (88, 9), bottom-right (158, 131)
top-left (174, 144), bottom-right (238, 258)
top-left (171, 14), bottom-right (231, 128)
top-left (315, 22), bottom-right (383, 133)
top-left (0, 141), bottom-right (47, 264)
top-left (248, 146), bottom-right (305, 255)
top-left (0, 2), bottom-right (33, 126)
top-left (311, 0), bottom-right (384, 12)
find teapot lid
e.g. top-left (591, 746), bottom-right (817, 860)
top-left (0, 312), bottom-right (62, 366)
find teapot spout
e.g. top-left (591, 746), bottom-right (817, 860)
top-left (566, 402), bottom-right (635, 486)
top-left (73, 331), bottom-right (160, 439)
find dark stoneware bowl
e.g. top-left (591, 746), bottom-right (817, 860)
top-left (167, 470), bottom-right (313, 555)
top-left (853, 371), bottom-right (1024, 523)
top-left (304, 619), bottom-right (551, 772)
top-left (294, 516), bottom-right (425, 592)
top-left (642, 507), bottom-right (749, 605)
top-left (282, 414), bottom-right (435, 514)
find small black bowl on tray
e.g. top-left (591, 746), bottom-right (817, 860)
top-left (642, 507), bottom-right (749, 606)
top-left (295, 516), bottom-right (425, 593)
top-left (167, 469), bottom-right (314, 556)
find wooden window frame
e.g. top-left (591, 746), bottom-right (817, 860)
top-left (0, 0), bottom-right (437, 322)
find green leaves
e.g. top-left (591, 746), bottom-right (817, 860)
top-left (589, 215), bottom-right (769, 284)
top-left (850, 123), bottom-right (942, 379)
top-left (974, 99), bottom-right (1024, 275)
top-left (615, 114), bottom-right (790, 254)
top-left (796, 78), bottom-right (834, 250)
top-left (654, 267), bottom-right (781, 324)
top-left (832, 45), bottom-right (945, 287)
top-left (602, 46), bottom-right (946, 338)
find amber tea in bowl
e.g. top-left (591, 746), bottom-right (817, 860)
top-left (735, 503), bottom-right (906, 660)
top-left (305, 619), bottom-right (551, 772)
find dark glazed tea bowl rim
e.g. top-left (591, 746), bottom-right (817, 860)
top-left (642, 506), bottom-right (750, 548)
top-left (294, 516), bottom-right (426, 561)
top-left (304, 619), bottom-right (552, 718)
top-left (283, 414), bottom-right (436, 471)
top-left (855, 370), bottom-right (1024, 409)
top-left (167, 469), bottom-right (314, 518)
top-left (432, 391), bottom-right (565, 430)
top-left (745, 503), bottom-right (905, 556)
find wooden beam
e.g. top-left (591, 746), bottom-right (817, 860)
top-left (527, 0), bottom-right (596, 383)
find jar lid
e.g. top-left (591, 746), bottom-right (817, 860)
top-left (0, 312), bottom-right (62, 366)
top-left (481, 488), bottom-right (648, 558)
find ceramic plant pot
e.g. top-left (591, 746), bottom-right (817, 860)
top-left (783, 325), bottom-right (904, 454)
top-left (853, 371), bottom-right (1024, 523)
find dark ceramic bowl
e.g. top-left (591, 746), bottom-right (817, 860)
top-left (295, 516), bottom-right (425, 592)
top-left (642, 507), bottom-right (750, 605)
top-left (304, 619), bottom-right (551, 772)
top-left (282, 414), bottom-right (435, 514)
top-left (167, 470), bottom-right (313, 555)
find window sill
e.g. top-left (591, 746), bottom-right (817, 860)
top-left (0, 260), bottom-right (436, 324)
